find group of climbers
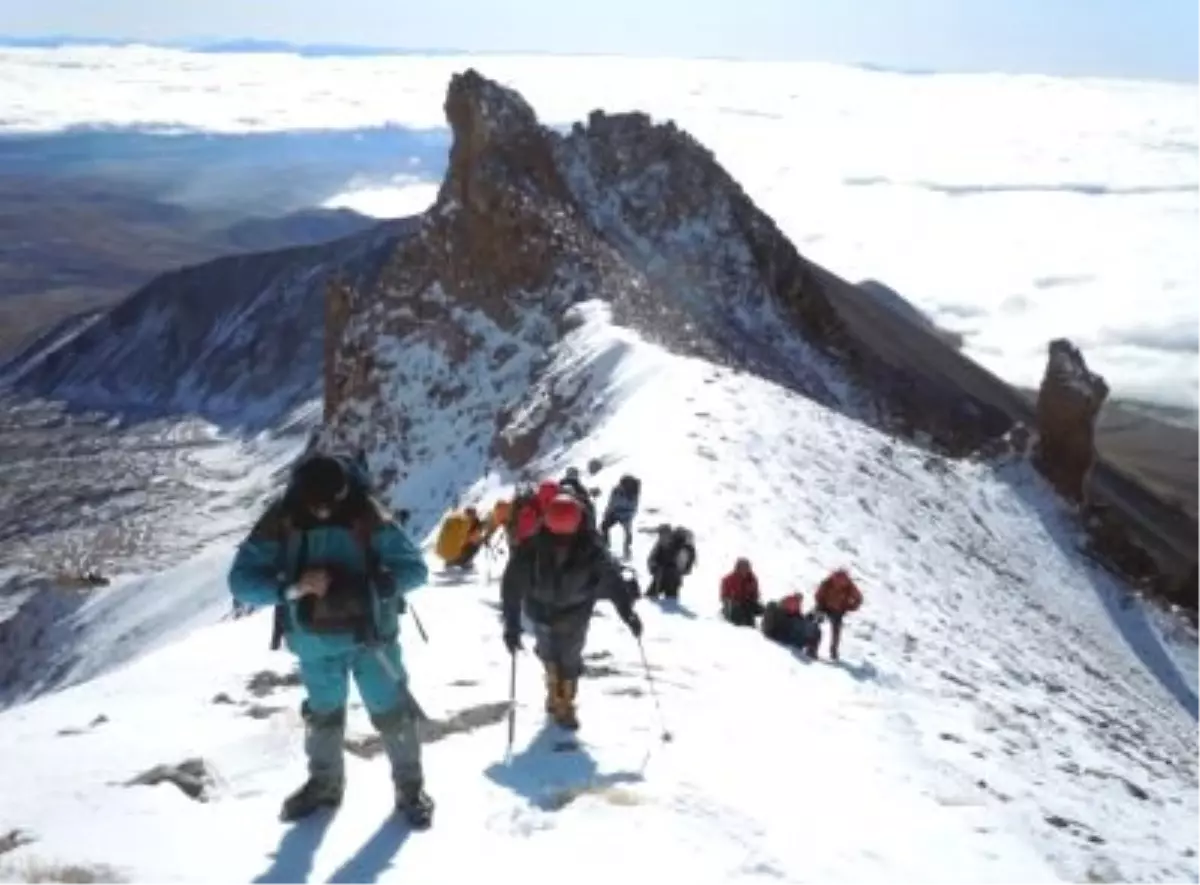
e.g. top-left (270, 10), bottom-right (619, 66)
top-left (226, 448), bottom-right (866, 831)
top-left (718, 556), bottom-right (864, 660)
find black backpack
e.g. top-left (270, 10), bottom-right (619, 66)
top-left (619, 474), bottom-right (641, 503)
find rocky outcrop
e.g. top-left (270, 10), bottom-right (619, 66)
top-left (1083, 501), bottom-right (1161, 579)
top-left (1033, 339), bottom-right (1110, 503)
top-left (973, 421), bottom-right (1034, 462)
top-left (325, 69), bottom-right (950, 501)
top-left (553, 107), bottom-right (854, 401)
top-left (1172, 563), bottom-right (1198, 617)
top-left (124, 757), bottom-right (216, 802)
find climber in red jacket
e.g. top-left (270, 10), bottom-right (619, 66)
top-left (813, 568), bottom-right (863, 660)
top-left (720, 558), bottom-right (763, 627)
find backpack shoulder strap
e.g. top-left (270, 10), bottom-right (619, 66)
top-left (268, 505), bottom-right (308, 651)
top-left (350, 515), bottom-right (380, 574)
top-left (349, 494), bottom-right (391, 573)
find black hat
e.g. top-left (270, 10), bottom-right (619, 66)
top-left (292, 455), bottom-right (348, 512)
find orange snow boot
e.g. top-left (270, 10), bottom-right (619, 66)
top-left (552, 677), bottom-right (579, 731)
top-left (543, 663), bottom-right (559, 716)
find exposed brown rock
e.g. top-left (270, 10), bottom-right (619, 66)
top-left (1033, 339), bottom-right (1110, 502)
top-left (1171, 562), bottom-right (1198, 615)
top-left (1083, 501), bottom-right (1160, 582)
top-left (323, 278), bottom-right (354, 421)
top-left (324, 69), bottom-right (869, 480)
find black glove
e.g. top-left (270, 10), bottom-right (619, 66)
top-left (503, 625), bottom-right (523, 654)
top-left (623, 610), bottom-right (643, 639)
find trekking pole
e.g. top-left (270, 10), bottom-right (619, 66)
top-left (486, 535), bottom-right (504, 583)
top-left (505, 651), bottom-right (518, 761)
top-left (409, 603), bottom-right (429, 643)
top-left (635, 637), bottom-right (673, 743)
top-left (371, 646), bottom-right (429, 722)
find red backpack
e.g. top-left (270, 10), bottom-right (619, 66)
top-left (510, 480), bottom-right (560, 544)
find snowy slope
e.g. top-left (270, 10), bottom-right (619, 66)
top-left (1, 304), bottom-right (1195, 884)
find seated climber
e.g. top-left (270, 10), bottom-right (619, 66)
top-left (450, 507), bottom-right (486, 568)
top-left (813, 568), bottom-right (863, 661)
top-left (720, 558), bottom-right (763, 627)
top-left (646, 524), bottom-right (697, 600)
top-left (761, 591), bottom-right (822, 657)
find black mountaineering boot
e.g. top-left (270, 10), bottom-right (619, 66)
top-left (395, 781), bottom-right (435, 829)
top-left (280, 777), bottom-right (344, 822)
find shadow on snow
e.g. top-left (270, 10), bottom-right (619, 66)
top-left (484, 721), bottom-right (645, 811)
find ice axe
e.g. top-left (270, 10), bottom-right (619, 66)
top-left (370, 644), bottom-right (430, 722)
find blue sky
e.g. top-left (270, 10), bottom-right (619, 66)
top-left (2, 0), bottom-right (1196, 81)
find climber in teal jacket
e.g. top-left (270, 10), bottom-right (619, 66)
top-left (227, 453), bottom-right (434, 827)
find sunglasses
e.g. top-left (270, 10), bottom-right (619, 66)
top-left (302, 480), bottom-right (348, 517)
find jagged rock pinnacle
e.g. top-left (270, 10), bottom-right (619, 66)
top-left (1034, 337), bottom-right (1110, 502)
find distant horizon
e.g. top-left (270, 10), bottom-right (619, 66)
top-left (0, 22), bottom-right (1195, 86)
top-left (0, 41), bottom-right (1194, 410)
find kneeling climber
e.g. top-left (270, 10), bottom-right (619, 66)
top-left (501, 489), bottom-right (643, 730)
top-left (227, 453), bottom-right (434, 827)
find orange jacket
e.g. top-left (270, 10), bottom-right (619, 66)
top-left (815, 570), bottom-right (862, 614)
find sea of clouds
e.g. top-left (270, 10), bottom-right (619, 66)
top-left (1, 45), bottom-right (1195, 412)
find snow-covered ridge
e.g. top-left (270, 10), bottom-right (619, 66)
top-left (0, 310), bottom-right (1194, 883)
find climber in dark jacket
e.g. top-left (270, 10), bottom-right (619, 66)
top-left (501, 490), bottom-right (643, 730)
top-left (761, 592), bottom-right (821, 657)
top-left (600, 474), bottom-right (641, 558)
top-left (646, 524), bottom-right (696, 600)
